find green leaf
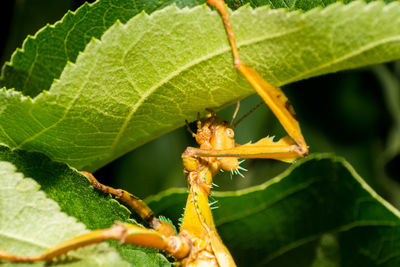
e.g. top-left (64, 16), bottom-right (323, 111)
top-left (1, 0), bottom-right (268, 98)
top-left (1, 2), bottom-right (400, 171)
top-left (0, 145), bottom-right (170, 266)
top-left (0, 0), bottom-right (199, 97)
top-left (0, 160), bottom-right (129, 266)
top-left (3, 0), bottom-right (383, 97)
top-left (284, 0), bottom-right (397, 10)
top-left (148, 154), bottom-right (400, 266)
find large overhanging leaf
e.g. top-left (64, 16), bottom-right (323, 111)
top-left (1, 2), bottom-right (400, 171)
top-left (0, 0), bottom-right (206, 98)
top-left (0, 145), bottom-right (169, 266)
top-left (147, 154), bottom-right (400, 266)
top-left (1, 0), bottom-right (384, 97)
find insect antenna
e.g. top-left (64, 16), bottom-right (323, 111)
top-left (230, 101), bottom-right (240, 125)
top-left (196, 112), bottom-right (202, 130)
top-left (232, 100), bottom-right (264, 128)
top-left (185, 120), bottom-right (196, 137)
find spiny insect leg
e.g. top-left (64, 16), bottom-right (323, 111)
top-left (80, 171), bottom-right (176, 237)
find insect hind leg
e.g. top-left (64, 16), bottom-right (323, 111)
top-left (80, 172), bottom-right (176, 237)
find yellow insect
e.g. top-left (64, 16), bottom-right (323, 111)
top-left (0, 0), bottom-right (308, 266)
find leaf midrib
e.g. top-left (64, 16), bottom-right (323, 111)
top-left (285, 35), bottom-right (400, 84)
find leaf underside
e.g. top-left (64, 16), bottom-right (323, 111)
top-left (3, 0), bottom-right (392, 97)
top-left (1, 1), bottom-right (400, 171)
top-left (0, 160), bottom-right (129, 267)
top-left (0, 145), bottom-right (170, 266)
top-left (148, 154), bottom-right (400, 267)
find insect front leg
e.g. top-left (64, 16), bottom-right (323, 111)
top-left (207, 0), bottom-right (309, 156)
top-left (185, 135), bottom-right (302, 168)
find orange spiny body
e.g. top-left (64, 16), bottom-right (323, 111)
top-left (180, 115), bottom-right (238, 266)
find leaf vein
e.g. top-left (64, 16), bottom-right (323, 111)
top-left (284, 35), bottom-right (400, 84)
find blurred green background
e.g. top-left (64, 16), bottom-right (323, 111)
top-left (1, 0), bottom-right (399, 209)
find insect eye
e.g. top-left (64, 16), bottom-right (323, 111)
top-left (226, 128), bottom-right (234, 138)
